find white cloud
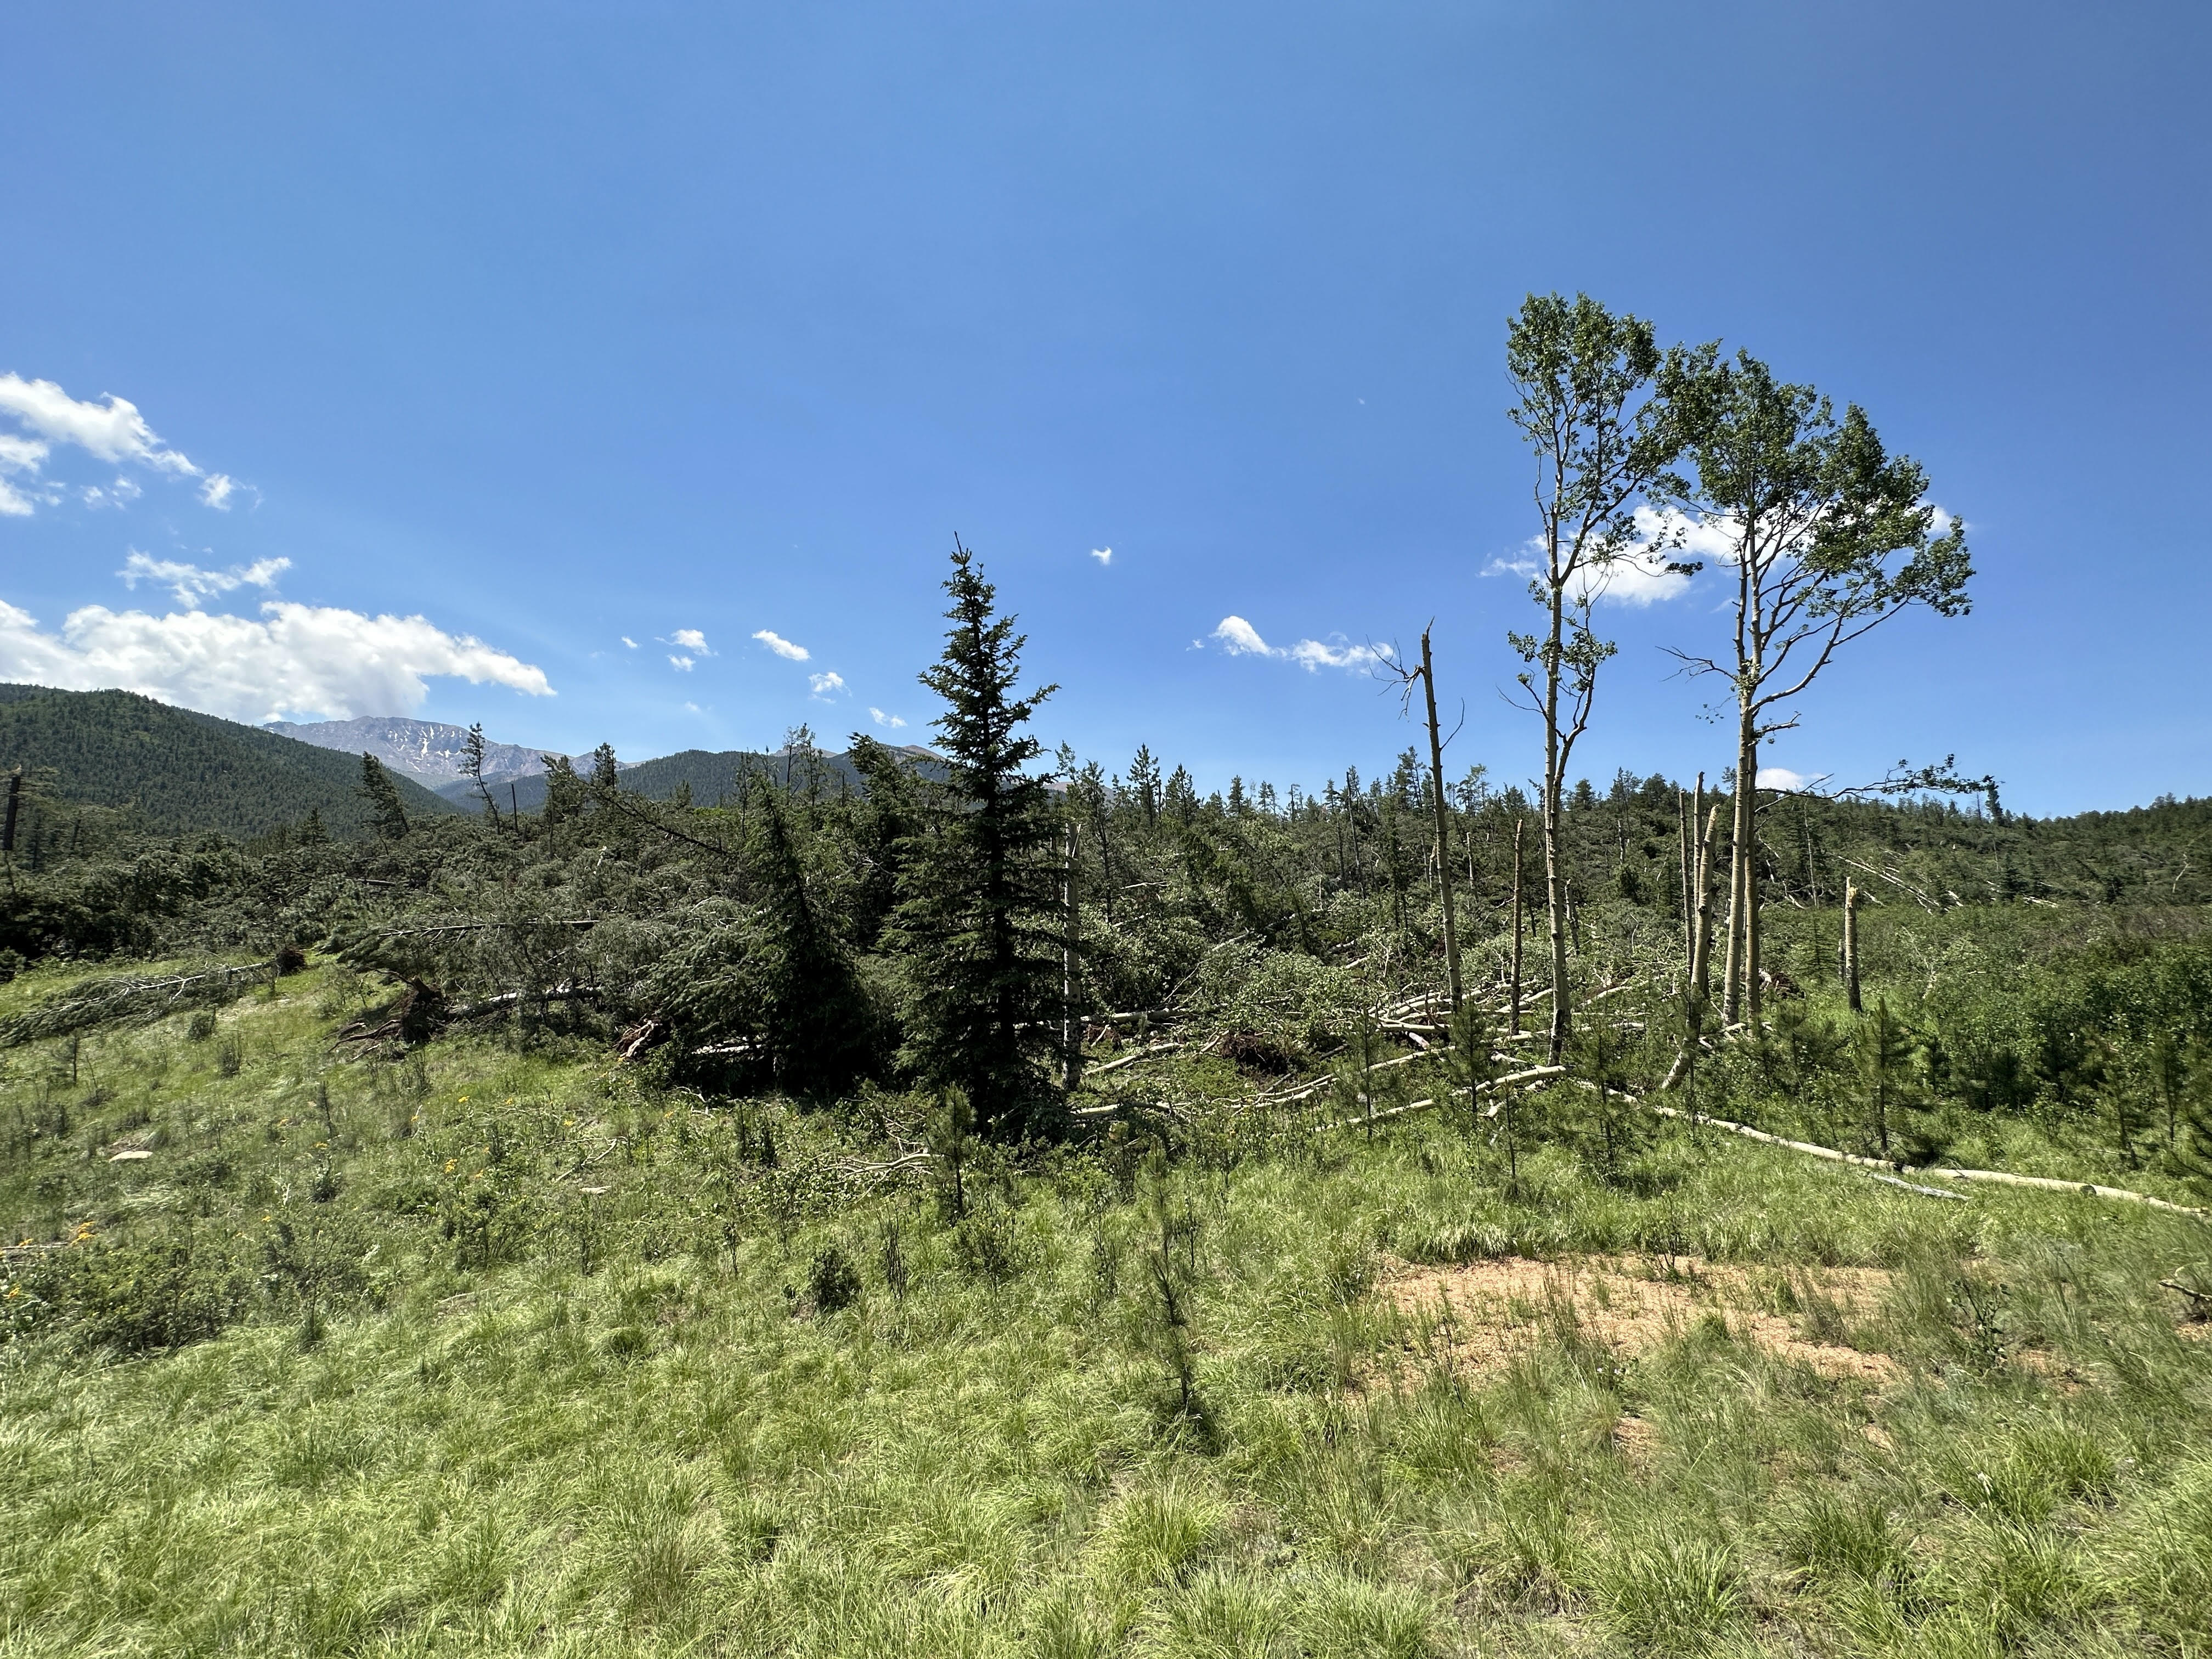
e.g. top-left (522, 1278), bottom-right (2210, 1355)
top-left (0, 432), bottom-right (47, 517)
top-left (1090, 546), bottom-right (1112, 565)
top-left (119, 551), bottom-right (291, 608)
top-left (870, 707), bottom-right (906, 729)
top-left (0, 374), bottom-right (259, 516)
top-left (1756, 766), bottom-right (1817, 792)
top-left (809, 671), bottom-right (845, 699)
top-left (1288, 637), bottom-right (1384, 670)
top-left (1481, 513), bottom-right (1706, 609)
top-left (661, 628), bottom-right (713, 671)
top-left (0, 598), bottom-right (552, 724)
top-left (81, 477), bottom-right (144, 509)
top-left (1212, 616), bottom-right (1273, 657)
top-left (753, 629), bottom-right (809, 661)
top-left (0, 374), bottom-right (195, 471)
top-left (0, 431), bottom-right (51, 473)
top-left (1210, 615), bottom-right (1383, 673)
top-left (620, 636), bottom-right (637, 648)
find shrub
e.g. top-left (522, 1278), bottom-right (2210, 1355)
top-left (53, 1233), bottom-right (253, 1353)
top-left (806, 1241), bottom-right (861, 1314)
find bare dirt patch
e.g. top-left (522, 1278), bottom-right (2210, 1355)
top-left (1377, 1254), bottom-right (1900, 1383)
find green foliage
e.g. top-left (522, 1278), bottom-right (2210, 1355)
top-left (1857, 997), bottom-right (1927, 1163)
top-left (0, 684), bottom-right (453, 841)
top-left (356, 752), bottom-right (411, 838)
top-left (890, 545), bottom-right (1067, 1138)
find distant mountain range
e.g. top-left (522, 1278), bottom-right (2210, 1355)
top-left (2, 689), bottom-right (941, 839)
top-left (1, 685), bottom-right (456, 840)
top-left (264, 717), bottom-right (575, 791)
top-left (267, 714), bottom-right (942, 811)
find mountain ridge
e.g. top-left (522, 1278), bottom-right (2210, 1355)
top-left (0, 685), bottom-right (456, 840)
top-left (264, 716), bottom-right (575, 787)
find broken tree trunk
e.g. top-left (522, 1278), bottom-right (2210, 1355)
top-left (1643, 1099), bottom-right (2207, 1218)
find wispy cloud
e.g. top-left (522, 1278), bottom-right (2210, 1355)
top-left (0, 433), bottom-right (46, 516)
top-left (870, 707), bottom-right (906, 729)
top-left (753, 629), bottom-right (809, 662)
top-left (1210, 615), bottom-right (1384, 673)
top-left (661, 627), bottom-right (713, 671)
top-left (1090, 546), bottom-right (1113, 566)
top-left (620, 636), bottom-right (637, 649)
top-left (0, 596), bottom-right (552, 724)
top-left (1480, 514), bottom-right (1702, 608)
top-left (119, 551), bottom-right (291, 609)
top-left (0, 374), bottom-right (246, 515)
top-left (809, 671), bottom-right (845, 699)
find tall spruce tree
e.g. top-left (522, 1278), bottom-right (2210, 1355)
top-left (356, 753), bottom-right (411, 838)
top-left (890, 542), bottom-right (1066, 1139)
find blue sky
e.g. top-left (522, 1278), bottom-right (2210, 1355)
top-left (3, 2), bottom-right (2207, 815)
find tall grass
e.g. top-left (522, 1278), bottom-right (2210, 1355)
top-left (1, 962), bottom-right (2209, 1654)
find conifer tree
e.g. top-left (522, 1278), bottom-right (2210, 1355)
top-left (890, 542), bottom-right (1067, 1139)
top-left (748, 783), bottom-right (872, 1096)
top-left (589, 743), bottom-right (620, 792)
top-left (356, 753), bottom-right (411, 839)
top-left (1857, 997), bottom-right (1923, 1161)
top-left (1127, 744), bottom-right (1161, 826)
top-left (844, 734), bottom-right (922, 949)
top-left (463, 722), bottom-right (501, 826)
top-left (538, 754), bottom-right (585, 827)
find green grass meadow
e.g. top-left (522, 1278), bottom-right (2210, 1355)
top-left (4, 962), bottom-right (2212, 1656)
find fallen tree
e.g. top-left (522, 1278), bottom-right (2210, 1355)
top-left (0, 958), bottom-right (284, 1049)
top-left (1641, 1099), bottom-right (2207, 1220)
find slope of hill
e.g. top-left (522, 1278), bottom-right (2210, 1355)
top-left (486, 743), bottom-right (945, 812)
top-left (0, 685), bottom-right (455, 840)
top-left (265, 716), bottom-right (571, 787)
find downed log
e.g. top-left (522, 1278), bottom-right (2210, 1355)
top-left (1087, 1040), bottom-right (1183, 1077)
top-left (1322, 1065), bottom-right (1567, 1133)
top-left (1, 959), bottom-right (279, 1049)
top-left (340, 980), bottom-right (597, 1046)
top-left (443, 983), bottom-right (598, 1022)
top-left (1643, 1101), bottom-right (2208, 1218)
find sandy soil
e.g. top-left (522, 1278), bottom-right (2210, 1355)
top-left (1375, 1252), bottom-right (1901, 1383)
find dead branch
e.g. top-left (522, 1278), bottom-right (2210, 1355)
top-left (1641, 1100), bottom-right (2207, 1218)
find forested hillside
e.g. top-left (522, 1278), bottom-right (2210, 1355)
top-left (493, 740), bottom-right (944, 813)
top-left (0, 685), bottom-right (455, 846)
